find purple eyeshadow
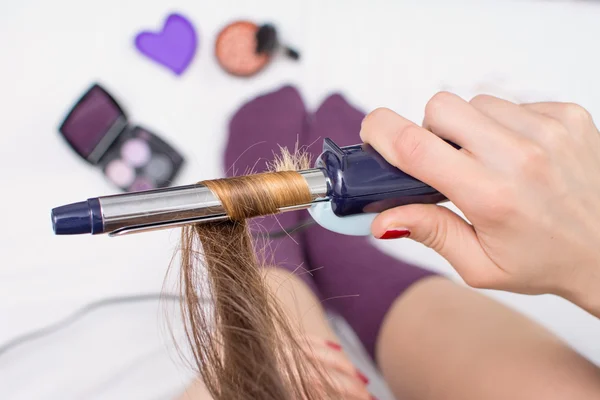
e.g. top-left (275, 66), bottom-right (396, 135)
top-left (58, 83), bottom-right (185, 192)
top-left (121, 138), bottom-right (151, 167)
top-left (59, 85), bottom-right (126, 163)
top-left (104, 159), bottom-right (135, 188)
top-left (130, 177), bottom-right (154, 191)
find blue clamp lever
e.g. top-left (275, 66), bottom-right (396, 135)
top-left (308, 138), bottom-right (449, 236)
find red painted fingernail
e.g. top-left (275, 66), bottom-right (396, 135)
top-left (378, 229), bottom-right (410, 240)
top-left (325, 340), bottom-right (342, 351)
top-left (356, 371), bottom-right (369, 384)
top-left (371, 396), bottom-right (378, 400)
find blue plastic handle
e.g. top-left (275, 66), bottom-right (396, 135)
top-left (315, 138), bottom-right (448, 216)
top-left (308, 138), bottom-right (451, 236)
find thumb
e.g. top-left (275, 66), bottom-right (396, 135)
top-left (371, 204), bottom-right (505, 288)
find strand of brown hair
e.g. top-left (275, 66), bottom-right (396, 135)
top-left (178, 150), bottom-right (339, 399)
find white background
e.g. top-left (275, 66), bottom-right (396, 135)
top-left (1, 0), bottom-right (600, 399)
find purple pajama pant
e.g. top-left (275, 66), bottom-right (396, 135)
top-left (223, 85), bottom-right (437, 362)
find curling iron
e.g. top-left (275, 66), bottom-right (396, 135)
top-left (51, 138), bottom-right (448, 237)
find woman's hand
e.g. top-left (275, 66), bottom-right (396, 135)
top-left (360, 92), bottom-right (600, 316)
top-left (298, 336), bottom-right (373, 400)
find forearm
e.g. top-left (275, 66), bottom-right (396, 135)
top-left (377, 277), bottom-right (600, 400)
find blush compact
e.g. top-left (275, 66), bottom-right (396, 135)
top-left (59, 83), bottom-right (185, 192)
top-left (215, 21), bottom-right (300, 77)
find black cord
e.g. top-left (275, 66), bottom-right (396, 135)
top-left (0, 293), bottom-right (182, 358)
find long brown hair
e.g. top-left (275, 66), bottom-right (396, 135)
top-left (178, 150), bottom-right (336, 399)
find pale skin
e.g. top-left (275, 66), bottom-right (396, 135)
top-left (361, 92), bottom-right (600, 317)
top-left (178, 93), bottom-right (600, 399)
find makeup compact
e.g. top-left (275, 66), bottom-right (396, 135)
top-left (215, 21), bottom-right (300, 77)
top-left (59, 83), bottom-right (185, 192)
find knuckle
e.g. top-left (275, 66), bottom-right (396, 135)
top-left (361, 107), bottom-right (393, 132)
top-left (421, 217), bottom-right (448, 253)
top-left (522, 141), bottom-right (548, 163)
top-left (539, 117), bottom-right (570, 150)
top-left (560, 103), bottom-right (592, 125)
top-left (517, 141), bottom-right (551, 178)
top-left (469, 94), bottom-right (494, 107)
top-left (541, 117), bottom-right (567, 136)
top-left (393, 125), bottom-right (426, 165)
top-left (425, 91), bottom-right (455, 120)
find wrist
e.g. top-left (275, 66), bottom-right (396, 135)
top-left (561, 263), bottom-right (600, 319)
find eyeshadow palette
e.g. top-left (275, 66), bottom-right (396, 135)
top-left (59, 84), bottom-right (184, 192)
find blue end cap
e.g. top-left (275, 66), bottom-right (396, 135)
top-left (51, 199), bottom-right (104, 235)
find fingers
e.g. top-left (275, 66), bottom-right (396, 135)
top-left (312, 370), bottom-right (372, 400)
top-left (468, 94), bottom-right (555, 140)
top-left (371, 204), bottom-right (508, 289)
top-left (330, 373), bottom-right (372, 400)
top-left (359, 106), bottom-right (484, 202)
top-left (522, 102), bottom-right (594, 128)
top-left (422, 92), bottom-right (521, 155)
top-left (301, 337), bottom-right (373, 400)
top-left (302, 337), bottom-right (358, 377)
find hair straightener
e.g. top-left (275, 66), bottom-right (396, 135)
top-left (51, 138), bottom-right (449, 237)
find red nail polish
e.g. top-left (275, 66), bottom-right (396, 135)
top-left (325, 340), bottom-right (342, 351)
top-left (379, 229), bottom-right (410, 240)
top-left (356, 371), bottom-right (369, 385)
top-left (371, 396), bottom-right (378, 400)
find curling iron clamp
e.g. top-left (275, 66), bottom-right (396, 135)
top-left (51, 138), bottom-right (448, 237)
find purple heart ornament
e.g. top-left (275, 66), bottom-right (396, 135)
top-left (135, 13), bottom-right (198, 75)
